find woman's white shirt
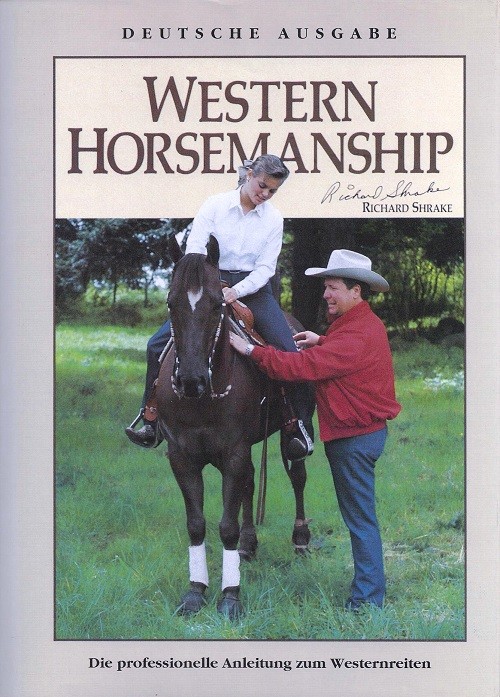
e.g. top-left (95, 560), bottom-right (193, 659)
top-left (185, 187), bottom-right (283, 299)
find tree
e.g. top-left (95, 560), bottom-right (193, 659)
top-left (55, 218), bottom-right (180, 308)
top-left (55, 215), bottom-right (464, 331)
top-left (55, 219), bottom-right (86, 308)
top-left (285, 218), bottom-right (464, 331)
top-left (288, 218), bottom-right (361, 329)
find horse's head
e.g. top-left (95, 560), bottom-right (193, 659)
top-left (167, 235), bottom-right (225, 399)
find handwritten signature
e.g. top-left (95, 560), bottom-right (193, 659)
top-left (321, 180), bottom-right (450, 204)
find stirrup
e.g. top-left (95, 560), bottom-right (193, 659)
top-left (127, 409), bottom-right (144, 430)
top-left (125, 410), bottom-right (163, 448)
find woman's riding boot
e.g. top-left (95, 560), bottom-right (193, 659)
top-left (125, 409), bottom-right (163, 448)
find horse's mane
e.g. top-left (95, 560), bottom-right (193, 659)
top-left (173, 253), bottom-right (214, 292)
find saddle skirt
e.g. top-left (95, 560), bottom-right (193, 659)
top-left (220, 280), bottom-right (266, 346)
top-left (227, 300), bottom-right (266, 347)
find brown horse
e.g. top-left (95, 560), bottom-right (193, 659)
top-left (155, 235), bottom-right (312, 619)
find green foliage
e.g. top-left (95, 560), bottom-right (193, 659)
top-left (279, 275), bottom-right (293, 313)
top-left (56, 217), bottom-right (464, 331)
top-left (370, 220), bottom-right (464, 327)
top-left (58, 285), bottom-right (169, 327)
top-left (55, 219), bottom-right (87, 309)
top-left (286, 217), bottom-right (464, 331)
top-left (55, 218), bottom-right (178, 312)
top-left (55, 324), bottom-right (464, 640)
top-left (372, 238), bottom-right (464, 327)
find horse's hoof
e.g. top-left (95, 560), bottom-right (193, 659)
top-left (217, 587), bottom-right (244, 620)
top-left (177, 586), bottom-right (207, 615)
top-left (238, 548), bottom-right (256, 562)
top-left (293, 544), bottom-right (311, 556)
top-left (292, 518), bottom-right (311, 554)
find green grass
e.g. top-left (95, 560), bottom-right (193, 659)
top-left (55, 325), bottom-right (464, 640)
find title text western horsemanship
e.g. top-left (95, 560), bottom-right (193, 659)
top-left (67, 76), bottom-right (454, 176)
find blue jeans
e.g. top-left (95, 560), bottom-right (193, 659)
top-left (142, 277), bottom-right (314, 435)
top-left (324, 427), bottom-right (387, 607)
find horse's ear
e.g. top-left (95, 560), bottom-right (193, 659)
top-left (168, 234), bottom-right (184, 264)
top-left (206, 234), bottom-right (220, 266)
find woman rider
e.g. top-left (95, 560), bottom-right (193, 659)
top-left (125, 154), bottom-right (314, 460)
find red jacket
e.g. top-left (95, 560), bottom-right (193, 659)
top-left (251, 301), bottom-right (401, 442)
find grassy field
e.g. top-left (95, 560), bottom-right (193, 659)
top-left (55, 323), bottom-right (464, 640)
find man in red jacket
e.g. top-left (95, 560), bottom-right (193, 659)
top-left (230, 249), bottom-right (401, 610)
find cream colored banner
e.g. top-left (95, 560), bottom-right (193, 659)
top-left (55, 56), bottom-right (464, 218)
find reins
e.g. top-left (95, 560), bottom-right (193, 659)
top-left (256, 381), bottom-right (271, 525)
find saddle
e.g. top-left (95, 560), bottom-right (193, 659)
top-left (221, 282), bottom-right (266, 348)
top-left (227, 301), bottom-right (266, 347)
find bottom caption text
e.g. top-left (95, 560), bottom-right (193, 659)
top-left (88, 656), bottom-right (432, 672)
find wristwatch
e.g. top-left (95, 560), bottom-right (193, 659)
top-left (245, 344), bottom-right (254, 356)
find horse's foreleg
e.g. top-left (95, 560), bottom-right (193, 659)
top-left (239, 463), bottom-right (258, 561)
top-left (217, 455), bottom-right (250, 619)
top-left (170, 458), bottom-right (208, 614)
top-left (283, 450), bottom-right (311, 554)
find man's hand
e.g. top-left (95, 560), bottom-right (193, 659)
top-left (293, 331), bottom-right (320, 348)
top-left (229, 331), bottom-right (252, 355)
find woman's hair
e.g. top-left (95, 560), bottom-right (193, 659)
top-left (237, 155), bottom-right (290, 186)
top-left (341, 277), bottom-right (372, 300)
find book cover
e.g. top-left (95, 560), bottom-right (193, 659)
top-left (1, 1), bottom-right (497, 695)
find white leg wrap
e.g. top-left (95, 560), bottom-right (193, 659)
top-left (222, 548), bottom-right (240, 590)
top-left (188, 543), bottom-right (209, 587)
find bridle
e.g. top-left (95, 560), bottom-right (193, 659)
top-left (170, 300), bottom-right (234, 400)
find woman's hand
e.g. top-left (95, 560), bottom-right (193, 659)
top-left (229, 331), bottom-right (252, 355)
top-left (293, 330), bottom-right (320, 348)
top-left (222, 286), bottom-right (238, 304)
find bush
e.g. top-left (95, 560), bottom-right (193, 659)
top-left (56, 286), bottom-right (169, 328)
top-left (372, 243), bottom-right (464, 329)
top-left (100, 302), bottom-right (143, 327)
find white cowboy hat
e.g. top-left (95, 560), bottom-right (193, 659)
top-left (305, 249), bottom-right (389, 292)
